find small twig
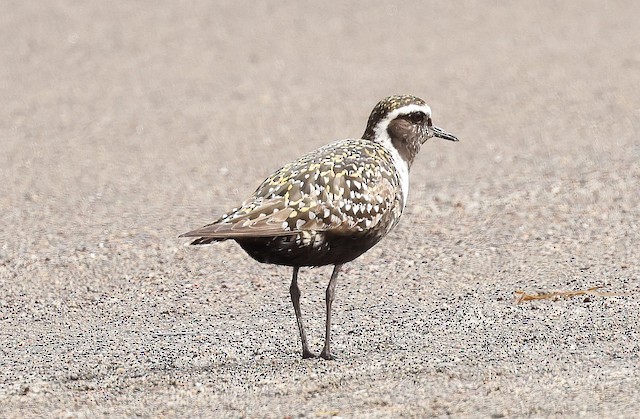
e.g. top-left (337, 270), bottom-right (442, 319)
top-left (514, 286), bottom-right (633, 304)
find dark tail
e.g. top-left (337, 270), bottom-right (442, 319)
top-left (186, 237), bottom-right (227, 245)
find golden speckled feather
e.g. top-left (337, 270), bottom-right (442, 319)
top-left (181, 138), bottom-right (403, 240)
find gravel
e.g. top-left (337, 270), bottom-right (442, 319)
top-left (1, 1), bottom-right (639, 417)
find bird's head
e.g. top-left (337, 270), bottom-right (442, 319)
top-left (363, 95), bottom-right (458, 167)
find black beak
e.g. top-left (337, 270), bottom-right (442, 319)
top-left (433, 126), bottom-right (459, 142)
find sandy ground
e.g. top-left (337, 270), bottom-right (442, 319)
top-left (1, 1), bottom-right (639, 417)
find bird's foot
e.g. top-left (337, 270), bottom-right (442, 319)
top-left (302, 349), bottom-right (317, 359)
top-left (319, 350), bottom-right (334, 361)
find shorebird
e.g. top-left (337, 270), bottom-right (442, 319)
top-left (181, 95), bottom-right (458, 359)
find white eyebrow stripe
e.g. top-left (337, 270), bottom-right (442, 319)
top-left (368, 103), bottom-right (432, 212)
top-left (376, 104), bottom-right (432, 131)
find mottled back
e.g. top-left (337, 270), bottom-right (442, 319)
top-left (186, 138), bottom-right (403, 242)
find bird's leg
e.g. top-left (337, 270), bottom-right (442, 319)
top-left (289, 266), bottom-right (316, 359)
top-left (320, 264), bottom-right (343, 360)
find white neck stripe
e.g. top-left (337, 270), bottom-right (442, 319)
top-left (370, 104), bottom-right (432, 211)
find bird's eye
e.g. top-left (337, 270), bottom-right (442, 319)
top-left (408, 112), bottom-right (425, 124)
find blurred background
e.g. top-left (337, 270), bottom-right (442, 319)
top-left (2, 2), bottom-right (639, 241)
